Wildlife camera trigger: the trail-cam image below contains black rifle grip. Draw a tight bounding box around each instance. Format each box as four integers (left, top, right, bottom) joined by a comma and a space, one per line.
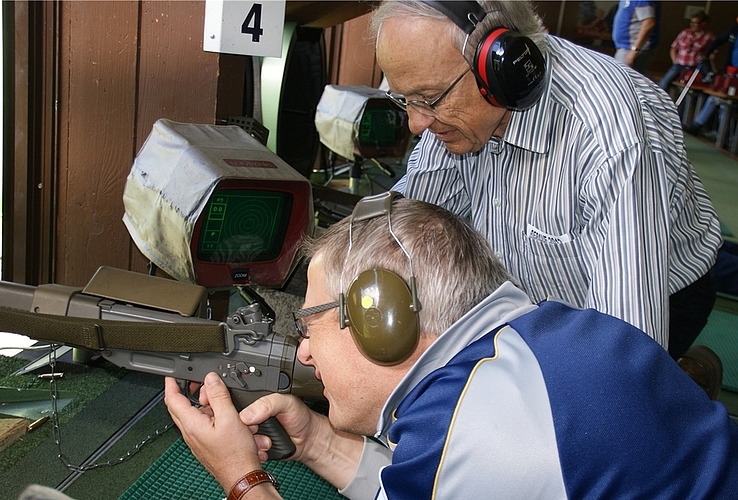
259, 416, 296, 460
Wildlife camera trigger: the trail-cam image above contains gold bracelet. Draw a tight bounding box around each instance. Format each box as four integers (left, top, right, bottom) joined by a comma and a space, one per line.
227, 470, 280, 500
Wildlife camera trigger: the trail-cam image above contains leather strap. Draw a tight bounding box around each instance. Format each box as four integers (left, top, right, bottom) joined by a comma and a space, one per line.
227, 470, 279, 500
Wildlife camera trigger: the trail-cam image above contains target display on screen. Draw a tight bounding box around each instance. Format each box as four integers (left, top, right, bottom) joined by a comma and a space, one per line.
197, 190, 293, 264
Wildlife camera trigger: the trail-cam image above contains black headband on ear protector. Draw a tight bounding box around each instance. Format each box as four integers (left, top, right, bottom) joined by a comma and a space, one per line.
424, 0, 487, 34
422, 0, 546, 110
339, 191, 421, 365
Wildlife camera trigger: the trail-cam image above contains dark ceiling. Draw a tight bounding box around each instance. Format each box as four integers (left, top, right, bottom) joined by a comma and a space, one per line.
285, 1, 378, 28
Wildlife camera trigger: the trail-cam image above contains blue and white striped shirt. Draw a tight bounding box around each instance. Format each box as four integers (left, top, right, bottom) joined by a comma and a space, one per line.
394, 35, 722, 348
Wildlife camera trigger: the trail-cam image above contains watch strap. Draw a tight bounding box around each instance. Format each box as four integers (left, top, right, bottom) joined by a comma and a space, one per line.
227, 470, 280, 500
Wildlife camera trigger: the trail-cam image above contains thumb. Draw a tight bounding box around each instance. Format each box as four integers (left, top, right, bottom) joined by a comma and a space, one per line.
202, 372, 237, 416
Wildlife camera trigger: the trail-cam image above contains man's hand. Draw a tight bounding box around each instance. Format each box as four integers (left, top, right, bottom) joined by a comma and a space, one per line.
164, 373, 263, 492
242, 394, 366, 490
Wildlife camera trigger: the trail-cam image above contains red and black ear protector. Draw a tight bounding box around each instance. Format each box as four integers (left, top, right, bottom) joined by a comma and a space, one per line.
423, 0, 546, 110
339, 191, 421, 365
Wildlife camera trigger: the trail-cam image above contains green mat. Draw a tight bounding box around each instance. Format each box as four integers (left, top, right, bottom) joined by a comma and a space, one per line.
721, 220, 733, 238
694, 308, 738, 393
119, 438, 347, 500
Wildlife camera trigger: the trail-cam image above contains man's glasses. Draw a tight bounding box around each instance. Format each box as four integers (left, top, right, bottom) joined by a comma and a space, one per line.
291, 301, 339, 339
385, 66, 471, 117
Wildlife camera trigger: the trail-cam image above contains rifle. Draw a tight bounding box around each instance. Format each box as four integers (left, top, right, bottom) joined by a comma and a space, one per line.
0, 266, 324, 460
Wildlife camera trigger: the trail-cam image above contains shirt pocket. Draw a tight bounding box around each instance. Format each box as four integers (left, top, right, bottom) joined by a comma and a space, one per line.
521, 233, 589, 307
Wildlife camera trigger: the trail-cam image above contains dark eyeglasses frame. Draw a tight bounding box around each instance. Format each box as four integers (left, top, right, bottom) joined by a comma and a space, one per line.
291, 301, 340, 339
385, 66, 471, 117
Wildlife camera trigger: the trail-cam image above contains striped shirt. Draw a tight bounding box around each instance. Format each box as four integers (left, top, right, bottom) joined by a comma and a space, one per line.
393, 35, 722, 348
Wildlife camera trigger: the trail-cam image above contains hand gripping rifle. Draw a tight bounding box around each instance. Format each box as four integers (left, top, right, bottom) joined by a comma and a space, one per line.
0, 266, 324, 460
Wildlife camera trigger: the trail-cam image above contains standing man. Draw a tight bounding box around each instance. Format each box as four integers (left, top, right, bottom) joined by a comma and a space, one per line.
372, 1, 722, 364
612, 0, 660, 75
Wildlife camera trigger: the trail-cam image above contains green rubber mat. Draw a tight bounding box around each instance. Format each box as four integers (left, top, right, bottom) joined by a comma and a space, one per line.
721, 220, 733, 238
119, 437, 347, 500
694, 308, 738, 393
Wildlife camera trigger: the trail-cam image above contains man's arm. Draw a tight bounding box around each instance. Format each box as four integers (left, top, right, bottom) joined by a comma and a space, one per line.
626, 16, 656, 66
583, 145, 670, 347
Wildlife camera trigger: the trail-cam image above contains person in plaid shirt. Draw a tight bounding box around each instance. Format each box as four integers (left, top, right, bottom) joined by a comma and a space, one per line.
659, 10, 714, 91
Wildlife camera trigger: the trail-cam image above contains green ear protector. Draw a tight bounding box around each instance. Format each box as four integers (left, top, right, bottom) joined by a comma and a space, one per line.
339, 192, 422, 365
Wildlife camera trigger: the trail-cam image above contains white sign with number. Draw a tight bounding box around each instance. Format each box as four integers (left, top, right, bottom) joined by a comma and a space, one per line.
204, 0, 286, 57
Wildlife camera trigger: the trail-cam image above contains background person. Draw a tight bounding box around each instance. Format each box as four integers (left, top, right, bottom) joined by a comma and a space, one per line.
372, 0, 722, 363
165, 194, 738, 500
684, 16, 738, 138
612, 0, 660, 75
658, 10, 714, 92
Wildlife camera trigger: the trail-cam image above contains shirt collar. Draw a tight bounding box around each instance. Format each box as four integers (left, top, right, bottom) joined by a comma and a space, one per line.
374, 281, 536, 439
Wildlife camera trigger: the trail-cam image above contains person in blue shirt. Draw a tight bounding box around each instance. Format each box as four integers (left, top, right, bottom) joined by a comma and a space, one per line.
612, 0, 660, 75
166, 193, 738, 500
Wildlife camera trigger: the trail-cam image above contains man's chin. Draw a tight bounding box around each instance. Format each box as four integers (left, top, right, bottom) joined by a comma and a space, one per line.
442, 141, 475, 155
328, 411, 375, 437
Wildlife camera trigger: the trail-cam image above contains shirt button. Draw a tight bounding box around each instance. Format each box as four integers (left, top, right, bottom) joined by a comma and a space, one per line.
495, 251, 503, 260
493, 198, 500, 207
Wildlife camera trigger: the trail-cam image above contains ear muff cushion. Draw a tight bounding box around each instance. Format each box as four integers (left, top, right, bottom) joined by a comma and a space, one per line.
474, 28, 546, 110
345, 268, 419, 365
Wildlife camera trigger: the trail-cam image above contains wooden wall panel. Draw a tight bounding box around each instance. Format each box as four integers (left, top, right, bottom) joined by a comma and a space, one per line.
129, 0, 220, 275
55, 1, 140, 286
134, 0, 219, 153
334, 13, 382, 87
54, 1, 220, 285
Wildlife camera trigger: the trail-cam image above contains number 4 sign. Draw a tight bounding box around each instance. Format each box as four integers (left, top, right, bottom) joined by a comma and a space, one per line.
204, 0, 286, 57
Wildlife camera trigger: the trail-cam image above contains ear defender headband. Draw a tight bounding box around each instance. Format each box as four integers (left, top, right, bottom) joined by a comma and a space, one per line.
423, 0, 546, 110
339, 191, 421, 365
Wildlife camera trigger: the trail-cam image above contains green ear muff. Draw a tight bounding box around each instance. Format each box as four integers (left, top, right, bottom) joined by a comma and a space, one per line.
344, 268, 419, 365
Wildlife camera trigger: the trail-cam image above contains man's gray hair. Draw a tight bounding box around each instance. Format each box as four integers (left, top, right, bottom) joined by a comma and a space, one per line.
301, 197, 512, 337
369, 1, 547, 63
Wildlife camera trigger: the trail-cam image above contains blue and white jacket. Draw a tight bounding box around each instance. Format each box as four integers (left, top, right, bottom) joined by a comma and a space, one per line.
341, 282, 738, 499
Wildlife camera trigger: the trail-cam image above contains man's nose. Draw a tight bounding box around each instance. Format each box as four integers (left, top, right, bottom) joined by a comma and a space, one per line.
297, 337, 313, 365
407, 108, 436, 135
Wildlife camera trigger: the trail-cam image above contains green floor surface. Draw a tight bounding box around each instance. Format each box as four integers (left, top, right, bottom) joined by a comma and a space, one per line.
694, 307, 738, 394
119, 438, 346, 500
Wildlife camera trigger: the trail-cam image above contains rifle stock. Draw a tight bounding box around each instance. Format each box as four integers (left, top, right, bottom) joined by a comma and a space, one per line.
0, 267, 324, 459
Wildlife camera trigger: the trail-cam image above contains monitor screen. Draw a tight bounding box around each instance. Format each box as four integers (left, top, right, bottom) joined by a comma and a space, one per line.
197, 190, 293, 264
190, 178, 312, 288
359, 107, 403, 146
356, 100, 410, 159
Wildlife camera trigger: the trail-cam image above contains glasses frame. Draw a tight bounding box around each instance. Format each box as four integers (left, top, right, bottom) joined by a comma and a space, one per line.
385, 66, 471, 117
291, 301, 340, 339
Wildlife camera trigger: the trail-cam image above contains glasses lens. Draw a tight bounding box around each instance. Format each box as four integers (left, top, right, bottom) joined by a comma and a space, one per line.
386, 92, 407, 109
292, 313, 309, 339
408, 101, 437, 116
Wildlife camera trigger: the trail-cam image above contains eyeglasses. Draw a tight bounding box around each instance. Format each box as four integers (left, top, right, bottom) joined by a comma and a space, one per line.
385, 66, 471, 117
292, 301, 339, 339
